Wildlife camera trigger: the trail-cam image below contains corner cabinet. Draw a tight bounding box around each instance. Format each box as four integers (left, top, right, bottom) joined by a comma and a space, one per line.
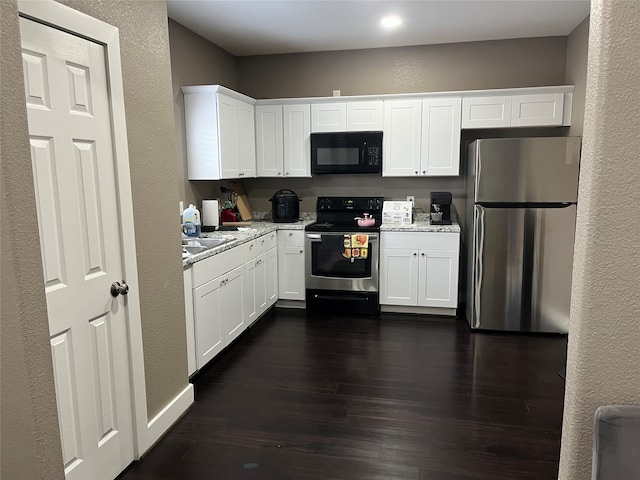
380, 232, 460, 311
255, 104, 311, 177
182, 85, 256, 180
383, 97, 461, 177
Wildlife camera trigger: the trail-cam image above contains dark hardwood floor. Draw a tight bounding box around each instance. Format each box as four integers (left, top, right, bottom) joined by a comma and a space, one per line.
120, 309, 567, 480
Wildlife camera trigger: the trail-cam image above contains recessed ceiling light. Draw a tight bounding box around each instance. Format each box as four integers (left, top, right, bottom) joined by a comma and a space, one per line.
381, 15, 402, 29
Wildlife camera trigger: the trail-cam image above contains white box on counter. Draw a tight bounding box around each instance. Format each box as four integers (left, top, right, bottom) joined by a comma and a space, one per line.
382, 201, 412, 225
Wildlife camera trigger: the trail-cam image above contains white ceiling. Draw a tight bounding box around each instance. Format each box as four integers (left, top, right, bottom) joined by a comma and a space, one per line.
166, 0, 591, 57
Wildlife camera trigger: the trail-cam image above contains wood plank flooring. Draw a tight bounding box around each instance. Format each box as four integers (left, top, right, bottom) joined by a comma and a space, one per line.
119, 309, 567, 480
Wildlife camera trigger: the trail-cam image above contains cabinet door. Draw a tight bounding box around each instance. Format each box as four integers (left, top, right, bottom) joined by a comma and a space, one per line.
221, 265, 245, 344
278, 245, 305, 300
418, 250, 459, 308
347, 100, 384, 131
383, 99, 422, 177
266, 247, 278, 307
237, 100, 256, 178
244, 258, 257, 325
183, 89, 222, 180
461, 96, 512, 129
421, 97, 461, 176
193, 276, 225, 369
256, 105, 284, 177
283, 104, 311, 177
380, 248, 419, 305
511, 93, 564, 127
255, 252, 268, 316
311, 103, 346, 132
217, 93, 240, 179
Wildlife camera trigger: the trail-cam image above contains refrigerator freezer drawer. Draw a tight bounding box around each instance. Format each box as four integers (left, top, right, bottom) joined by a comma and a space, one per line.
467, 204, 576, 333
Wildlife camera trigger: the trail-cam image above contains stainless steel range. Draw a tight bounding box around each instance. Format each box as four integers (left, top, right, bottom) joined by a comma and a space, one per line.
305, 196, 383, 315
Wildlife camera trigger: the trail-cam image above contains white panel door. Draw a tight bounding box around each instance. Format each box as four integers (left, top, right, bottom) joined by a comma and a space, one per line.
266, 247, 279, 307
193, 277, 225, 369
418, 250, 459, 308
221, 265, 246, 343
461, 96, 512, 128
278, 246, 305, 300
244, 259, 258, 325
380, 249, 419, 305
237, 100, 256, 178
421, 97, 462, 176
217, 93, 240, 178
383, 99, 422, 176
21, 17, 134, 480
311, 102, 346, 132
255, 252, 269, 316
255, 105, 284, 177
347, 100, 384, 131
283, 104, 311, 177
511, 93, 564, 126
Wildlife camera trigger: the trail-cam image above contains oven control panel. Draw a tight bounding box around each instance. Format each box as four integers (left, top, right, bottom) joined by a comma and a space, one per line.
317, 197, 383, 212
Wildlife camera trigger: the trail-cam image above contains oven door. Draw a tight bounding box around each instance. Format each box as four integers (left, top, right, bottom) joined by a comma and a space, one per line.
305, 232, 379, 292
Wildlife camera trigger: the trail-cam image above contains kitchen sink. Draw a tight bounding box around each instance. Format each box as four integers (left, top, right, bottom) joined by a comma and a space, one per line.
182, 236, 235, 256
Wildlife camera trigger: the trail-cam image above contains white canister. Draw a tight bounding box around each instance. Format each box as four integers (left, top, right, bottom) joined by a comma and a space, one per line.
201, 199, 220, 229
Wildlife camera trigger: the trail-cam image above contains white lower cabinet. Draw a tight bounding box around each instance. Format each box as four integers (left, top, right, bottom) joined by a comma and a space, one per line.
380, 232, 460, 309
277, 230, 305, 301
183, 266, 197, 377
193, 274, 226, 370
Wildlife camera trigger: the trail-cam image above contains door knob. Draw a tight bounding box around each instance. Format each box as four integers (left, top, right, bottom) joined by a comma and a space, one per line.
110, 280, 129, 297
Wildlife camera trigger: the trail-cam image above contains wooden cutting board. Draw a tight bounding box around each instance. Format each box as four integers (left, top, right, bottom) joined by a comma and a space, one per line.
228, 182, 253, 221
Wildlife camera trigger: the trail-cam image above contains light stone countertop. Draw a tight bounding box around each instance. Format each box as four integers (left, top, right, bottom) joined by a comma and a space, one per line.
183, 213, 460, 267
182, 218, 314, 267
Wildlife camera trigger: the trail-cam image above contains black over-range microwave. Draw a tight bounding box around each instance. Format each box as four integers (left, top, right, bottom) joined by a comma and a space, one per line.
310, 131, 383, 174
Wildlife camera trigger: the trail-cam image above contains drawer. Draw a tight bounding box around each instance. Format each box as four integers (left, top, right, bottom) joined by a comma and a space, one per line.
192, 241, 252, 287
277, 229, 304, 247
381, 232, 459, 251
256, 231, 277, 255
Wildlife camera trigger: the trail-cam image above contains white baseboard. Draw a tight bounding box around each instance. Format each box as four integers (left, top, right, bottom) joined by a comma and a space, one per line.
381, 305, 457, 316
138, 383, 194, 457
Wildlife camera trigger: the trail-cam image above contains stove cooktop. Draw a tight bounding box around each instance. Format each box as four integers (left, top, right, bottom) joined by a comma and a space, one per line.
305, 196, 384, 232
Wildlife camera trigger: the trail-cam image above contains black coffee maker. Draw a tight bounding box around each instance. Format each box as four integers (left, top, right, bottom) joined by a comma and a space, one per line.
430, 192, 452, 225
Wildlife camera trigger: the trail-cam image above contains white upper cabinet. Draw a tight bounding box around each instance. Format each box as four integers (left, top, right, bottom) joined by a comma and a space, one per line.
283, 104, 311, 177
462, 96, 512, 128
182, 85, 256, 180
462, 92, 566, 128
347, 100, 384, 131
383, 99, 422, 176
255, 105, 284, 177
311, 100, 384, 132
311, 103, 346, 132
421, 97, 462, 176
511, 93, 564, 126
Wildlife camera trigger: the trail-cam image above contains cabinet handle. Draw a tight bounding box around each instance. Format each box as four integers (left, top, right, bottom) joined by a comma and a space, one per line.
299, 250, 303, 254
413, 252, 417, 256
415, 171, 418, 175
422, 170, 426, 174
286, 172, 290, 176
278, 171, 282, 175
421, 252, 425, 256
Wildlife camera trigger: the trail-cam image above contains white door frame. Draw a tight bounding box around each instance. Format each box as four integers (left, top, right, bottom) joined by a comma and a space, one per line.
18, 0, 151, 458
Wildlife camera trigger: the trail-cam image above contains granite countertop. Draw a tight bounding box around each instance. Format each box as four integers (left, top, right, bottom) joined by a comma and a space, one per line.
183, 212, 460, 266
182, 218, 314, 267
380, 213, 461, 233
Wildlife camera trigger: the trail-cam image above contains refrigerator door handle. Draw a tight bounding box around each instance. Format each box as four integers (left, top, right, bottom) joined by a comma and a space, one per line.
473, 205, 485, 329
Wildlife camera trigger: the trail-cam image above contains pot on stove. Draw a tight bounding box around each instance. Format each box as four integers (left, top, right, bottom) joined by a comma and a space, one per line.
354, 213, 375, 227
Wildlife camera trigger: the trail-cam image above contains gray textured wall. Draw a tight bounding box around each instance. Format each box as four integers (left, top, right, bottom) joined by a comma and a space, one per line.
169, 19, 238, 210
559, 1, 640, 478
565, 17, 590, 138
0, 1, 65, 477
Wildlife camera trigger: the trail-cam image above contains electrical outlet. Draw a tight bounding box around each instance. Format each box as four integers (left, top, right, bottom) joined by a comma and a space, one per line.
407, 196, 415, 208
179, 201, 184, 215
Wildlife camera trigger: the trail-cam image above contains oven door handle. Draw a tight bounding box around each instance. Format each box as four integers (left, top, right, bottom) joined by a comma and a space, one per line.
306, 234, 322, 240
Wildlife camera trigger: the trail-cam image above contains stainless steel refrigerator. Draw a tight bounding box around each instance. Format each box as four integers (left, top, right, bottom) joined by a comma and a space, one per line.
465, 137, 581, 333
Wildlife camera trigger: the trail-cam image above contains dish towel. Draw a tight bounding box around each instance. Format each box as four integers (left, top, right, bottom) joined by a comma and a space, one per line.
343, 234, 369, 259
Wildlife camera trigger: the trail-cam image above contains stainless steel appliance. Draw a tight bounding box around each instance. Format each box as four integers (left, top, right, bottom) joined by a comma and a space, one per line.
310, 131, 382, 174
305, 196, 383, 314
466, 137, 581, 333
269, 189, 301, 223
